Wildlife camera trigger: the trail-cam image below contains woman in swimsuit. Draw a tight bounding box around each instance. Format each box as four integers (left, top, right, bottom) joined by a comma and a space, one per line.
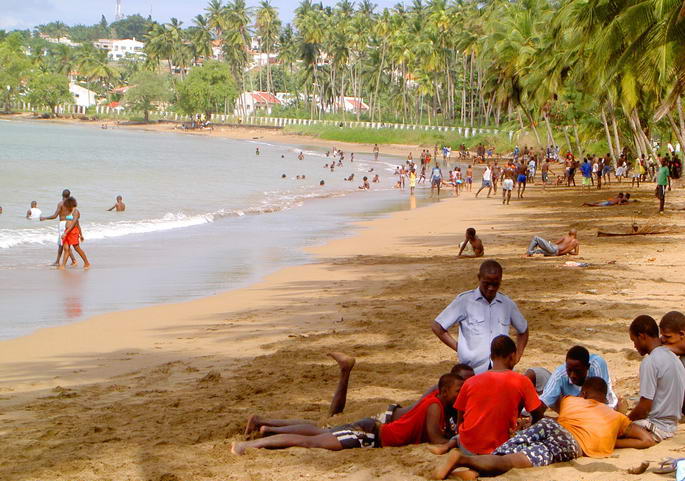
60, 197, 90, 270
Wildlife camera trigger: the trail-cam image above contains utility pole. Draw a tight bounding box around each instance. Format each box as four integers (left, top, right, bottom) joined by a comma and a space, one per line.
115, 0, 124, 21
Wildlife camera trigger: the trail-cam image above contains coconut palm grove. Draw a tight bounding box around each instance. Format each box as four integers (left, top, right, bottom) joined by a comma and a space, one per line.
0, 0, 683, 154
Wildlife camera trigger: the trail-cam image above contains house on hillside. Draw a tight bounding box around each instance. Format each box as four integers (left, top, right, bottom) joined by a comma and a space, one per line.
93, 38, 115, 51
338, 97, 369, 113
69, 83, 97, 108
107, 38, 145, 60
236, 91, 281, 115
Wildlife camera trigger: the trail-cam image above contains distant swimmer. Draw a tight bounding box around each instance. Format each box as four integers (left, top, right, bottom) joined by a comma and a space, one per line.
281, 155, 285, 158
373, 174, 380, 183
320, 180, 325, 186
26, 201, 42, 220
359, 176, 370, 190
256, 147, 260, 155
298, 152, 304, 160
59, 196, 90, 270
281, 174, 287, 178
40, 189, 76, 266
350, 153, 354, 162
345, 173, 355, 182
107, 195, 126, 212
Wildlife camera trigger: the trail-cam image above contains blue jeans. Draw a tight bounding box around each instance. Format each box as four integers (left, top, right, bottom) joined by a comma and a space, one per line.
527, 236, 558, 256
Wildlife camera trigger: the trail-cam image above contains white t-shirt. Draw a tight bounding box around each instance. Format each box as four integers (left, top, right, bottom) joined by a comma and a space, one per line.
28, 208, 42, 220
482, 168, 492, 182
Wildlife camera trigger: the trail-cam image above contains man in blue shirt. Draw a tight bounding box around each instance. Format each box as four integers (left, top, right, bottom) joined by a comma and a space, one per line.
431, 260, 529, 373
580, 158, 593, 191
539, 345, 617, 411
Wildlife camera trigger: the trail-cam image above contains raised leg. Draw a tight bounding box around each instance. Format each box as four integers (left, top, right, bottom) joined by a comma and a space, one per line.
328, 352, 356, 416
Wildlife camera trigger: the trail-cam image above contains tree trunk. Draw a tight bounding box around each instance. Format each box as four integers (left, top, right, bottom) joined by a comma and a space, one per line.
144, 109, 149, 122
667, 113, 685, 153
543, 112, 555, 146
468, 51, 474, 127
563, 126, 573, 154
572, 119, 584, 159
610, 109, 622, 159
461, 54, 467, 125
600, 108, 615, 162
371, 44, 386, 123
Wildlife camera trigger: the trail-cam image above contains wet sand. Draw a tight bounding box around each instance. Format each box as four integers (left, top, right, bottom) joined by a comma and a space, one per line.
1, 178, 685, 481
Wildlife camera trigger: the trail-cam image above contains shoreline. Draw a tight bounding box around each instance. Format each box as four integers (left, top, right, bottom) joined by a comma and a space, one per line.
0, 112, 424, 159
2, 152, 685, 479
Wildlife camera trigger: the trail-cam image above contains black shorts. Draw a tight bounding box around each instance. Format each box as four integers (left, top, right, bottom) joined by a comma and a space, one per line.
330, 418, 380, 449
656, 185, 666, 200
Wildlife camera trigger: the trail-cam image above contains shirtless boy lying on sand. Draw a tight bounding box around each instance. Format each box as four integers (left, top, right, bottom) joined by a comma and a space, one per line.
432, 377, 654, 479
526, 229, 579, 257
232, 373, 460, 455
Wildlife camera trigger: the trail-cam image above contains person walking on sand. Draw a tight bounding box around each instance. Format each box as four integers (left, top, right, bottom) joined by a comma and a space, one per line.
107, 195, 126, 212
373, 143, 380, 161
26, 201, 41, 220
431, 163, 444, 197
40, 189, 76, 266
409, 169, 416, 195
431, 260, 529, 373
656, 159, 671, 214
526, 229, 579, 257
501, 162, 515, 205
59, 197, 90, 270
475, 164, 493, 198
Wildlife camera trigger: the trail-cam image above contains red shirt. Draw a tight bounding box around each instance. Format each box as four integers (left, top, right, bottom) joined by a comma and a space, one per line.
455, 370, 540, 454
380, 393, 444, 447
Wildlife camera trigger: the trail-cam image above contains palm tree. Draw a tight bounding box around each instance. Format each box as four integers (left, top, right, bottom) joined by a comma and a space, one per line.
256, 0, 281, 94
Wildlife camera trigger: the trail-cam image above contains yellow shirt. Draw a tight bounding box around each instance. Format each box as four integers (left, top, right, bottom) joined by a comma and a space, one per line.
557, 396, 631, 458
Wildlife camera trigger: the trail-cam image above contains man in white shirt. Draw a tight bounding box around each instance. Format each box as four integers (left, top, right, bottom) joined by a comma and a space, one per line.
431, 260, 529, 373
26, 201, 42, 220
475, 165, 493, 198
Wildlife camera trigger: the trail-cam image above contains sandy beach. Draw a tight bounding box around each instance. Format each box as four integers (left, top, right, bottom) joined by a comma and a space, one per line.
1, 173, 685, 480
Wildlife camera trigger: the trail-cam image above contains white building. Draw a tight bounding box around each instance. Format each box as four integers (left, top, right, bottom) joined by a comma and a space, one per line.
338, 97, 369, 113
69, 83, 97, 108
107, 38, 145, 60
93, 38, 114, 51
236, 91, 281, 115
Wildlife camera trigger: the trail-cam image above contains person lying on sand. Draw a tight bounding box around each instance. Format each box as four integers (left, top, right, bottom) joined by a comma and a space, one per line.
526, 229, 579, 257
322, 351, 474, 438
428, 336, 545, 456
539, 345, 618, 411
582, 192, 624, 207
628, 315, 685, 442
232, 373, 460, 455
457, 228, 484, 258
432, 377, 655, 480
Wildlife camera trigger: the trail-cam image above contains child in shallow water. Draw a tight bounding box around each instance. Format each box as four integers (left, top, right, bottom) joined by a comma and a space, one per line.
60, 197, 90, 270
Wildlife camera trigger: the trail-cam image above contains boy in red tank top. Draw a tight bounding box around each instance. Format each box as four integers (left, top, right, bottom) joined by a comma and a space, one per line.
232, 373, 460, 455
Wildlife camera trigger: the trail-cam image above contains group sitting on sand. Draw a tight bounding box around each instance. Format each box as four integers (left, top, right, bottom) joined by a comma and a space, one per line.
232, 260, 685, 479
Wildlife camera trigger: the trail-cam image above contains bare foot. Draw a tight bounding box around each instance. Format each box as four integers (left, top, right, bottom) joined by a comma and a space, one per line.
57, 265, 65, 270
427, 443, 451, 455
433, 450, 463, 480
454, 469, 479, 480
231, 441, 246, 455
244, 414, 261, 436
328, 352, 355, 372
83, 263, 91, 270
70, 260, 77, 266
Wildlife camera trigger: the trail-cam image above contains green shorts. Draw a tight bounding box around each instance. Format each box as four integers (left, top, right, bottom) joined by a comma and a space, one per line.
582, 177, 591, 186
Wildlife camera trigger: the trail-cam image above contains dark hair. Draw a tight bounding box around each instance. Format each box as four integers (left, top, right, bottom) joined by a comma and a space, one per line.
64, 196, 78, 208
479, 260, 502, 277
62, 189, 71, 198
630, 315, 659, 338
450, 363, 475, 380
566, 346, 590, 367
438, 373, 460, 391
583, 377, 608, 397
466, 227, 476, 237
660, 311, 685, 332
491, 335, 516, 359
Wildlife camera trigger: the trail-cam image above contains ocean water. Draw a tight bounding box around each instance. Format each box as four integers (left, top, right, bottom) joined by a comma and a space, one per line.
0, 120, 432, 340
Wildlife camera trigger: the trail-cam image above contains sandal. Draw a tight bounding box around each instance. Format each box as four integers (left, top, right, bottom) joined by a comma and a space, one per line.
653, 457, 685, 475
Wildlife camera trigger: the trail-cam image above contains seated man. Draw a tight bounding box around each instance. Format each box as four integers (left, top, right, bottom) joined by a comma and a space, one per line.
433, 377, 655, 479
433, 335, 545, 455
540, 345, 618, 411
526, 229, 579, 257
524, 367, 552, 395
232, 373, 460, 454
457, 228, 484, 258
658, 311, 685, 372
628, 315, 685, 442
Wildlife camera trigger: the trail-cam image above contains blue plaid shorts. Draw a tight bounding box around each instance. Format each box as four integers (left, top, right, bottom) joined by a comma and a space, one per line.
493, 418, 581, 467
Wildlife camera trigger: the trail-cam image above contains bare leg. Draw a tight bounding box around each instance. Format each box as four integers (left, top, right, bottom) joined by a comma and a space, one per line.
72, 245, 90, 269
58, 245, 71, 270
232, 432, 342, 455
433, 450, 532, 480
427, 438, 458, 455
244, 415, 316, 436
53, 245, 64, 266
328, 352, 356, 416
260, 424, 326, 436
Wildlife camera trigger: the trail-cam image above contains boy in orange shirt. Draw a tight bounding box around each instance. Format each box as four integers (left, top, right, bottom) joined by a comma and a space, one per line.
433, 377, 654, 479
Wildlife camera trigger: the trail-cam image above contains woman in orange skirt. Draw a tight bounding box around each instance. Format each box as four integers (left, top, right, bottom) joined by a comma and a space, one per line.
60, 197, 91, 270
